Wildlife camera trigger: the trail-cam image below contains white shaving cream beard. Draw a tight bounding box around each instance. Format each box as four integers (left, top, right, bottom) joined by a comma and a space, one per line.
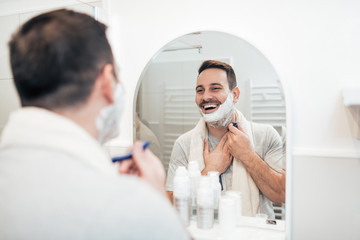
199, 93, 235, 128
96, 84, 125, 144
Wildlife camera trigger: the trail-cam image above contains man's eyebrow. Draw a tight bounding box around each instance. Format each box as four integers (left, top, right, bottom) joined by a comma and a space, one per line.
196, 83, 223, 90
210, 83, 223, 87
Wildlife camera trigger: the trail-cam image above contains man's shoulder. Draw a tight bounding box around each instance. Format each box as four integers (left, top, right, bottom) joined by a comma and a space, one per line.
248, 122, 282, 147
170, 127, 198, 159
174, 127, 196, 145
249, 121, 274, 131
249, 122, 279, 137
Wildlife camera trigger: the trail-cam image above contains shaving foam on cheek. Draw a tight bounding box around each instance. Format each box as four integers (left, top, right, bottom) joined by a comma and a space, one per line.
199, 93, 234, 123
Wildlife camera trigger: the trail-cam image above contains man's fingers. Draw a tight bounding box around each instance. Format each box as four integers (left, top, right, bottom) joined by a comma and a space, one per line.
131, 141, 145, 165
216, 134, 228, 150
228, 122, 238, 133
229, 122, 245, 132
203, 139, 209, 155
220, 133, 228, 143
118, 159, 134, 174
132, 142, 165, 175
237, 124, 245, 133
129, 141, 150, 177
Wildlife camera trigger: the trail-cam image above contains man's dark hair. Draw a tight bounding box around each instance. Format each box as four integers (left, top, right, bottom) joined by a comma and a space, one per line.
9, 9, 114, 109
198, 60, 237, 90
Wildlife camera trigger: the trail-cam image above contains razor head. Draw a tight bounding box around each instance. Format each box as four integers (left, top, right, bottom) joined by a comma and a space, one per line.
227, 122, 238, 131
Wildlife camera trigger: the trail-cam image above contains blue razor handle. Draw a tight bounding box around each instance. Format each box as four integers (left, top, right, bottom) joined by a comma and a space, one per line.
112, 141, 150, 162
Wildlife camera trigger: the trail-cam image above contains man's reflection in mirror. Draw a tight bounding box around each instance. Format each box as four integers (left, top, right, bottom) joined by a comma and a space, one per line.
165, 60, 286, 219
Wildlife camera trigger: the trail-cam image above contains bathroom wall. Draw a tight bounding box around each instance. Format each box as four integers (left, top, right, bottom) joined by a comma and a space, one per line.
106, 0, 360, 239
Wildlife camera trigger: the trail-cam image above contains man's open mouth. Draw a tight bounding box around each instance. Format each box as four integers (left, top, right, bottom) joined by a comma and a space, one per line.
203, 104, 217, 110
201, 101, 220, 113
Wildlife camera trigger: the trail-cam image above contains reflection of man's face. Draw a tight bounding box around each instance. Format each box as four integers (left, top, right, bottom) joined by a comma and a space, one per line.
196, 68, 231, 114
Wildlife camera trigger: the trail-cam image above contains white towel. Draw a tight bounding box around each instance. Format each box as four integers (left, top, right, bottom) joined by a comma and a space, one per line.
188, 109, 260, 216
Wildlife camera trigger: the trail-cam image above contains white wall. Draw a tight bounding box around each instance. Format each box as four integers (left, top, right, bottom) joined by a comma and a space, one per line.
107, 0, 360, 239
0, 14, 21, 135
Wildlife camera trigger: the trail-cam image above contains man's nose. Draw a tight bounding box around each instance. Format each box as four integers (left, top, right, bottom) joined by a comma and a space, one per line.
203, 90, 213, 101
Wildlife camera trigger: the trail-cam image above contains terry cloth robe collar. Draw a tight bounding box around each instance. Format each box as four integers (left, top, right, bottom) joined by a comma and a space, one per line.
0, 107, 118, 177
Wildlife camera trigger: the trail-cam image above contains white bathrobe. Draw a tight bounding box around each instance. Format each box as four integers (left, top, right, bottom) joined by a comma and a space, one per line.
0, 107, 187, 240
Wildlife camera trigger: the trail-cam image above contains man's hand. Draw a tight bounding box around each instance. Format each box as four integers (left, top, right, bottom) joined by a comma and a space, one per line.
227, 123, 256, 164
202, 135, 232, 175
118, 141, 166, 195
228, 123, 286, 204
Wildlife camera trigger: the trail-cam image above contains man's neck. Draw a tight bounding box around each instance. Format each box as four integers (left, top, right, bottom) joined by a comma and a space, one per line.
53, 104, 99, 140
207, 125, 228, 139
206, 113, 236, 139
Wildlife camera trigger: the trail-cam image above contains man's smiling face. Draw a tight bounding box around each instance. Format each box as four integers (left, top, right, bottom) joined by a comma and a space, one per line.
195, 68, 232, 114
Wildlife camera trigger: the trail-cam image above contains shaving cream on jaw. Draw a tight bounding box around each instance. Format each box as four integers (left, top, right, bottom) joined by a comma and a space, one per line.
199, 93, 234, 128
96, 84, 125, 144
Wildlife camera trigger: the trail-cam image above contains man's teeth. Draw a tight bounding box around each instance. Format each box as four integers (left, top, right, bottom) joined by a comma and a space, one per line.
204, 104, 217, 110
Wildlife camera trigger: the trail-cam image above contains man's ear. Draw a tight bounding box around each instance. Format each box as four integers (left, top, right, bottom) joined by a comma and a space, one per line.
232, 86, 240, 103
98, 64, 115, 104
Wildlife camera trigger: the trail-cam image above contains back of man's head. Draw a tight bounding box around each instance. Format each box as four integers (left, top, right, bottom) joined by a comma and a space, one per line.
9, 9, 114, 110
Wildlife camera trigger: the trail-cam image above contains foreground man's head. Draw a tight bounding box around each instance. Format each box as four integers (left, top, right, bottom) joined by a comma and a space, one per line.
9, 9, 124, 143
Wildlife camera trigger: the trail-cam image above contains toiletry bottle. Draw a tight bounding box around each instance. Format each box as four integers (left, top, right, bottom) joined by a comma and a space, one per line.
188, 161, 201, 215
208, 171, 221, 211
219, 195, 237, 237
196, 176, 214, 229
173, 166, 191, 226
225, 190, 242, 225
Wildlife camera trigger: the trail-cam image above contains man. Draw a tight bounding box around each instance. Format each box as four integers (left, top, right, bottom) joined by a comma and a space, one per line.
166, 60, 285, 218
0, 9, 188, 239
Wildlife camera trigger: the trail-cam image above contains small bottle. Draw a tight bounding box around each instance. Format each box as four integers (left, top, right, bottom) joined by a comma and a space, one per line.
173, 166, 191, 226
188, 161, 201, 214
196, 176, 214, 229
207, 171, 221, 211
225, 190, 242, 225
218, 195, 237, 237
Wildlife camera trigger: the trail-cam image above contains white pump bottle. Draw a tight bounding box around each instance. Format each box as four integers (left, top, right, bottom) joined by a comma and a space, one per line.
173, 166, 191, 226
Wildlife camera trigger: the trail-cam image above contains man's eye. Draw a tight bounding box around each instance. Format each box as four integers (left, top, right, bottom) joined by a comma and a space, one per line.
212, 87, 221, 91
196, 89, 204, 93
